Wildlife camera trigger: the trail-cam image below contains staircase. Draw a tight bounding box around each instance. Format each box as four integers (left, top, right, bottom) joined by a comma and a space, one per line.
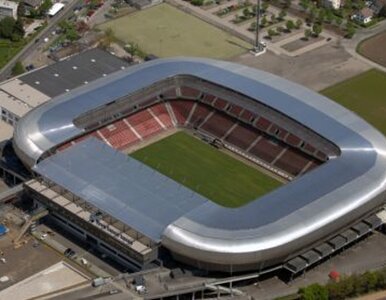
13, 208, 49, 245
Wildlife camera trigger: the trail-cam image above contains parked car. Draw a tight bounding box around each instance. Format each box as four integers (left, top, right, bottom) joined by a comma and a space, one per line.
64, 248, 76, 258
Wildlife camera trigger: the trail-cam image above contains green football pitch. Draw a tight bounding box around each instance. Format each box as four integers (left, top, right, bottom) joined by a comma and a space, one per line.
322, 69, 386, 135
131, 132, 282, 208
98, 3, 251, 59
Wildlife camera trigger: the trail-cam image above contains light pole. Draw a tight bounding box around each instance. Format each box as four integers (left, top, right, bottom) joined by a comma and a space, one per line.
254, 0, 264, 53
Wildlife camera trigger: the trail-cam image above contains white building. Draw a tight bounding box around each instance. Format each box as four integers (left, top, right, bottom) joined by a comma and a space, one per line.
47, 2, 64, 17
323, 0, 341, 9
0, 0, 18, 20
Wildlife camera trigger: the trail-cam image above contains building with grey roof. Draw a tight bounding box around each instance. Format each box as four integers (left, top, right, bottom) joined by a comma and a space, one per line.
0, 48, 129, 129
0, 0, 18, 19
13, 57, 386, 273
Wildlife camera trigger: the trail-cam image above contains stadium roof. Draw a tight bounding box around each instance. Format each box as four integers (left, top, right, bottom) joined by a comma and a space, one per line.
13, 57, 386, 270
33, 138, 207, 241
19, 48, 130, 98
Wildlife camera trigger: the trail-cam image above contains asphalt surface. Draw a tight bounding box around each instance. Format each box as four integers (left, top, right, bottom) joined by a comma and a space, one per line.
0, 0, 83, 81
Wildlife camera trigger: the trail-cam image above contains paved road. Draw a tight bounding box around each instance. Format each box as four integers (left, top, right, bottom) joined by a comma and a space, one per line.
0, 0, 82, 81
341, 19, 386, 72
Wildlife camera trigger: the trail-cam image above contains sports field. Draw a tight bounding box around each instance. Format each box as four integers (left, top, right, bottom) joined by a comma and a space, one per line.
357, 31, 386, 68
98, 3, 251, 59
322, 69, 386, 135
131, 132, 282, 208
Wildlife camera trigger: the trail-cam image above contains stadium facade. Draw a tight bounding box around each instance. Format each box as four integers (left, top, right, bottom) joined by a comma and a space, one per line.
13, 58, 386, 273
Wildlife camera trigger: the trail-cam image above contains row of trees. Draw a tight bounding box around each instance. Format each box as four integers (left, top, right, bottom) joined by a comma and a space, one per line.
58, 20, 79, 42
264, 18, 303, 38
299, 268, 386, 300
0, 17, 25, 42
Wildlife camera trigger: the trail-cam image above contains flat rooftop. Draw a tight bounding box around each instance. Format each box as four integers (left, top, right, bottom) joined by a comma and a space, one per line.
33, 138, 208, 241
19, 48, 130, 98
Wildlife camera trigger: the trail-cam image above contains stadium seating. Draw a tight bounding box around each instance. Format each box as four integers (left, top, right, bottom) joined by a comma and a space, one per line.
240, 109, 256, 123
225, 124, 261, 150
200, 112, 236, 138
188, 103, 212, 128
169, 100, 195, 126
255, 117, 271, 131
213, 98, 228, 110
59, 97, 327, 179
149, 103, 173, 128
273, 148, 315, 176
201, 94, 216, 105
248, 136, 287, 164
125, 109, 163, 139
228, 105, 243, 117
285, 133, 302, 147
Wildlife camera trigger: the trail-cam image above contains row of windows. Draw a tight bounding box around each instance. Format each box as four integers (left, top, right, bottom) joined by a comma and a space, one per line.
1, 107, 19, 126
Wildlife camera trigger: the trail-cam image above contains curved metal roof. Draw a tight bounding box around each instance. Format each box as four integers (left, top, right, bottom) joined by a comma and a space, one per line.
13, 58, 386, 270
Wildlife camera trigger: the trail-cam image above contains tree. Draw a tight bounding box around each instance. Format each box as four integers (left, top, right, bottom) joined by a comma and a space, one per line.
335, 16, 343, 26
100, 27, 117, 49
300, 0, 310, 11
17, 2, 26, 17
278, 9, 287, 20
317, 8, 326, 23
270, 13, 276, 23
326, 9, 334, 23
276, 25, 284, 33
191, 0, 204, 6
295, 18, 303, 29
284, 0, 292, 9
312, 23, 322, 36
59, 20, 79, 42
267, 28, 276, 38
299, 284, 328, 300
38, 0, 53, 15
88, 0, 101, 9
304, 28, 312, 39
345, 22, 356, 38
262, 2, 269, 12
0, 17, 16, 39
308, 6, 317, 23
14, 18, 25, 37
11, 61, 25, 76
379, 5, 386, 18
285, 19, 295, 31
243, 7, 250, 17
261, 15, 268, 27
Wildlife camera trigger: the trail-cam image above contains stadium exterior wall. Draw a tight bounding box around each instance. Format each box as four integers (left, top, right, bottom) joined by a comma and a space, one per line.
12, 58, 386, 272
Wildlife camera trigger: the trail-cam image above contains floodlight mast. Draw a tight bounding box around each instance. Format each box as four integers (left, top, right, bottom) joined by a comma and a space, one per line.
255, 0, 262, 52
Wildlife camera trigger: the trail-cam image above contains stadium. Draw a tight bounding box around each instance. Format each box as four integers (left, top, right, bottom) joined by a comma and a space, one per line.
12, 57, 386, 274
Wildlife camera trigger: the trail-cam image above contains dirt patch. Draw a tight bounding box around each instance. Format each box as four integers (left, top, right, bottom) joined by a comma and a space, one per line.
281, 36, 324, 52
232, 43, 370, 91
358, 30, 386, 68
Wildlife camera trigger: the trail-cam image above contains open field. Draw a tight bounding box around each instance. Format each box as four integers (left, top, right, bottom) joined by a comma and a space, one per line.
131, 132, 281, 207
322, 69, 386, 135
98, 3, 251, 59
357, 31, 386, 68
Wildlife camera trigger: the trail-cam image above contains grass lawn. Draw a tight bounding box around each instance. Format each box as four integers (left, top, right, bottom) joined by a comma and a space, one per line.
98, 3, 251, 59
0, 39, 25, 69
131, 132, 282, 208
321, 69, 386, 135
